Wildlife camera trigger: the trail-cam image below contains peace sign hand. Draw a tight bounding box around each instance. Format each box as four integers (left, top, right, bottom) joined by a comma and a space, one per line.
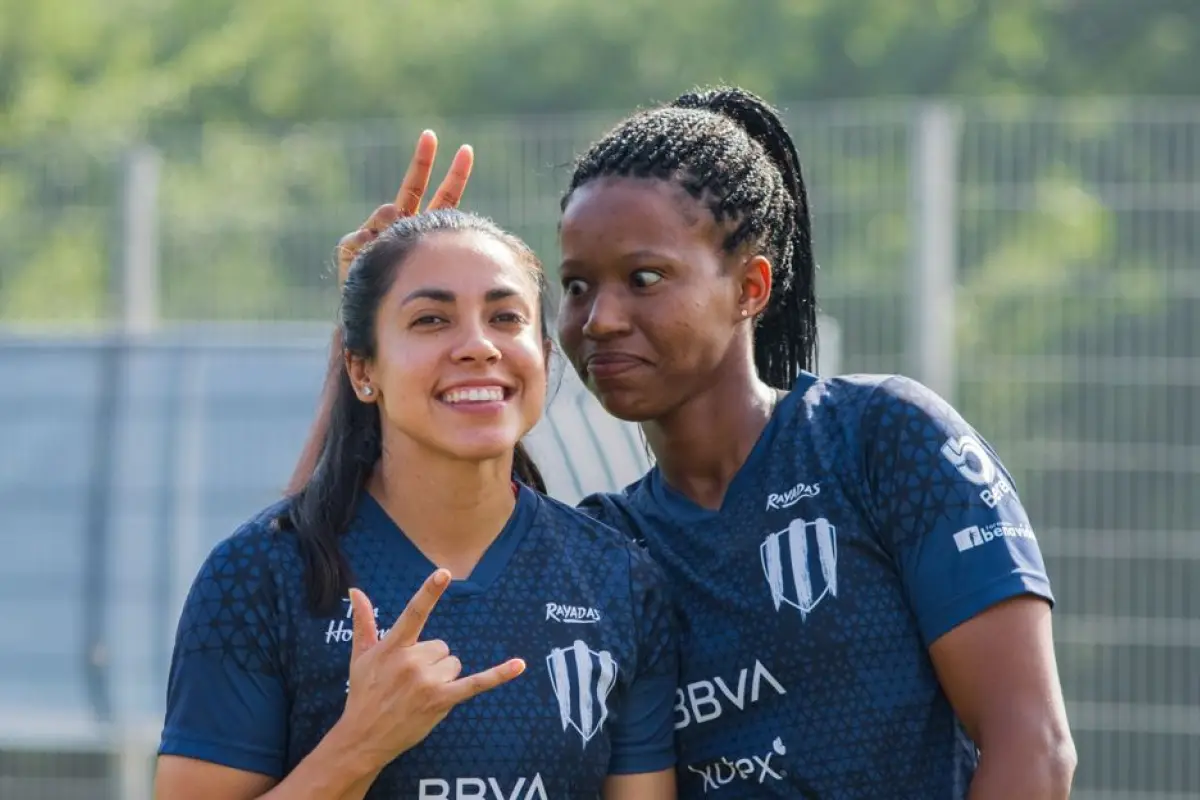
335, 131, 474, 284
337, 569, 525, 769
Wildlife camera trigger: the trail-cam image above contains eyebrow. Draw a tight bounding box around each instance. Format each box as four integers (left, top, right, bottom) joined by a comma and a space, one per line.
399, 287, 522, 306
560, 250, 677, 269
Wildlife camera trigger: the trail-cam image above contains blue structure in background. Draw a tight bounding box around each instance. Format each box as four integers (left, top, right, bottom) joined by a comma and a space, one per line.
0, 325, 652, 745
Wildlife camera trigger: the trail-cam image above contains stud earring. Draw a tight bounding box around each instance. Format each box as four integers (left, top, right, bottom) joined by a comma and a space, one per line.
361, 386, 373, 397
740, 309, 749, 318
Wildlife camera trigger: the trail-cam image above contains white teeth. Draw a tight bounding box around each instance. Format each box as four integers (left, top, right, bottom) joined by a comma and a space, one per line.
441, 386, 506, 404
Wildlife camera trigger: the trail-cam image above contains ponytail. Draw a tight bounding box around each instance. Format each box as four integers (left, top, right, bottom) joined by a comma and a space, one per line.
675, 87, 818, 390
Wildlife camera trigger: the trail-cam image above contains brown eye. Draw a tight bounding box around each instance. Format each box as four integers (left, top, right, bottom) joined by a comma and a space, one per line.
493, 311, 527, 325
630, 270, 663, 288
412, 314, 447, 327
562, 278, 589, 296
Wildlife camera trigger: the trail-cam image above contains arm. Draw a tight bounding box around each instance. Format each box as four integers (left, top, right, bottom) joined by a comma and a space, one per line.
603, 770, 676, 799
155, 723, 380, 800
156, 563, 524, 800
929, 597, 1075, 800
862, 376, 1075, 799
154, 532, 379, 799
601, 547, 680, 800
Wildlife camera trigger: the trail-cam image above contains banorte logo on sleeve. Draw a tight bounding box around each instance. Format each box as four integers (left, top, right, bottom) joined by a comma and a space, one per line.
940, 435, 1015, 509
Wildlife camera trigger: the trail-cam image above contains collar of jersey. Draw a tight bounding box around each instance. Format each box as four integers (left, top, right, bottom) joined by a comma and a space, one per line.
644, 373, 818, 524
356, 482, 539, 598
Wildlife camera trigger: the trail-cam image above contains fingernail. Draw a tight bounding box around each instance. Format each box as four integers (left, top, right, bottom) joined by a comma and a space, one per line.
510, 659, 526, 676
432, 569, 450, 587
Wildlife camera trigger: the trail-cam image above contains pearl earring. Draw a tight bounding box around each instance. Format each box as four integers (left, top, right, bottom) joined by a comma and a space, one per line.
361, 386, 373, 397
741, 309, 749, 317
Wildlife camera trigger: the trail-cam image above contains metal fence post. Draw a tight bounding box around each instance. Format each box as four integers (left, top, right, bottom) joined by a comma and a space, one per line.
122, 146, 161, 334
909, 103, 960, 402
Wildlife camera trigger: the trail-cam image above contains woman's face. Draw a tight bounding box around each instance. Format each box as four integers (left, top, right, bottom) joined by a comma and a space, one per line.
557, 177, 756, 421
352, 230, 548, 462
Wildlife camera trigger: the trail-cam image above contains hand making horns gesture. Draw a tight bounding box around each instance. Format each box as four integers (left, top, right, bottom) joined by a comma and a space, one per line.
337, 569, 525, 765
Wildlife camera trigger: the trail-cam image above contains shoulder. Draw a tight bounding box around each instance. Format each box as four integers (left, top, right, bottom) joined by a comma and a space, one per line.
537, 490, 665, 584
792, 372, 965, 441
201, 498, 303, 580
574, 474, 653, 544
536, 490, 650, 556
176, 499, 301, 668
184, 498, 306, 624
796, 372, 937, 416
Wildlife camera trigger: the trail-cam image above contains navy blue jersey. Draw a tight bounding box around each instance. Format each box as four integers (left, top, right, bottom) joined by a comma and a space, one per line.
580, 374, 1054, 799
159, 484, 678, 798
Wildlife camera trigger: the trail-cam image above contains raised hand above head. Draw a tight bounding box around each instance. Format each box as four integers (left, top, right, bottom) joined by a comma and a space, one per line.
336, 131, 474, 284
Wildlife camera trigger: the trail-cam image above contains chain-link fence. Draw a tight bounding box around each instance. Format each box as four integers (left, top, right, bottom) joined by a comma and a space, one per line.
1, 99, 1197, 798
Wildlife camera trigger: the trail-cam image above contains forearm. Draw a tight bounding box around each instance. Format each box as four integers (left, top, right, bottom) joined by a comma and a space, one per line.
260, 719, 382, 800
286, 329, 344, 495
968, 738, 1076, 800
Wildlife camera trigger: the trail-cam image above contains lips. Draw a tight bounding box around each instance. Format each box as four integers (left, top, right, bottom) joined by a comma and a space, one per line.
441, 385, 506, 404
584, 352, 649, 379
436, 379, 516, 411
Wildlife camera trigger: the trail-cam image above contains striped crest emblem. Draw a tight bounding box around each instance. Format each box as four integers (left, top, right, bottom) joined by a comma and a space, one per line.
760, 517, 838, 618
546, 640, 619, 745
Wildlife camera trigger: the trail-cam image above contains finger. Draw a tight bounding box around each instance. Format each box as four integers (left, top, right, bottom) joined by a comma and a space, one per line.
387, 568, 452, 648
428, 654, 463, 683
336, 228, 375, 284
348, 588, 380, 661
363, 203, 400, 235
408, 638, 451, 665
427, 144, 473, 211
441, 658, 526, 706
395, 130, 439, 216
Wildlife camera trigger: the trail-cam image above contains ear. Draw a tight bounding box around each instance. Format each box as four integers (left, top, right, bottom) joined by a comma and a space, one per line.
344, 351, 378, 403
736, 255, 772, 320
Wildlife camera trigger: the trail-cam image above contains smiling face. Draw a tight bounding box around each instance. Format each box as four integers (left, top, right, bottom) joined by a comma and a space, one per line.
556, 177, 758, 421
349, 229, 548, 462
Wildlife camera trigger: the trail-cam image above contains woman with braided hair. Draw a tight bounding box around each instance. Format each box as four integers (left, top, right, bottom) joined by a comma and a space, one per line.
296, 87, 1075, 799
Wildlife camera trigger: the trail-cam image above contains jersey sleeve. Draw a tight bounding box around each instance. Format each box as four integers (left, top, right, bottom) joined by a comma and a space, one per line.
158, 528, 290, 778
577, 491, 646, 546
860, 376, 1054, 647
607, 546, 679, 775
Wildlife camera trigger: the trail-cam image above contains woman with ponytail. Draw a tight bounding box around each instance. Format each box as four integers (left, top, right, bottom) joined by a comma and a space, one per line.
303, 88, 1075, 799
155, 210, 678, 799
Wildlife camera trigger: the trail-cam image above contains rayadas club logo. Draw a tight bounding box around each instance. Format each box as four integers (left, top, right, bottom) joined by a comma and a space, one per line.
765, 482, 821, 510
760, 517, 838, 619
546, 640, 619, 745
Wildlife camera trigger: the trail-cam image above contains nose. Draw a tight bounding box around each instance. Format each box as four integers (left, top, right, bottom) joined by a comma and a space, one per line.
450, 319, 501, 363
581, 286, 632, 341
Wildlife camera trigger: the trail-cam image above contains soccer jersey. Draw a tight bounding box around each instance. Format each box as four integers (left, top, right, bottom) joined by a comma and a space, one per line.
580, 373, 1054, 799
159, 484, 678, 798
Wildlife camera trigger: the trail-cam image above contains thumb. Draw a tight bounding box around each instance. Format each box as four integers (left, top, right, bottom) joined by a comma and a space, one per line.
348, 588, 380, 661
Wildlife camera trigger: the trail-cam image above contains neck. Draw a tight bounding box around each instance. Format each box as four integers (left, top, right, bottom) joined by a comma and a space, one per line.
643, 357, 779, 510
368, 438, 516, 580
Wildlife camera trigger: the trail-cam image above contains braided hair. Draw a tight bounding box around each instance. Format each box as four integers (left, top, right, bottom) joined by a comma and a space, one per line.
562, 86, 817, 390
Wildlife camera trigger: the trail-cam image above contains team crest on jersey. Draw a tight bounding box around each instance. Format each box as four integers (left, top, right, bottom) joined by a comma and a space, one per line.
760, 517, 838, 618
546, 640, 619, 745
